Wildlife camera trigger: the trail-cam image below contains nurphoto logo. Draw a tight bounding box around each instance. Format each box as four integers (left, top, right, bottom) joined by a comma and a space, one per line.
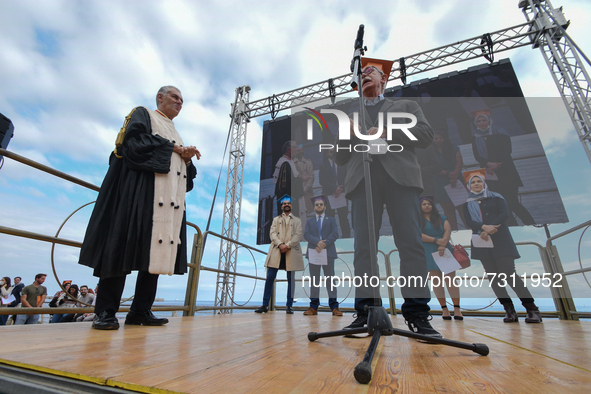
305, 108, 418, 153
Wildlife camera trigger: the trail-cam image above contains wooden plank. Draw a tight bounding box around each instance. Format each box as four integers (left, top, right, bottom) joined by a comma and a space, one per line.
0, 313, 590, 393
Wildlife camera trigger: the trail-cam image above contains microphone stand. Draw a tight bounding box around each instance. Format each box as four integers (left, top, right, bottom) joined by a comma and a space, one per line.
308, 25, 489, 385
351, 25, 382, 313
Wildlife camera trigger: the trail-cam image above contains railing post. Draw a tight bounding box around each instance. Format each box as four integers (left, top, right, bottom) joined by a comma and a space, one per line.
270, 270, 276, 311
184, 231, 203, 317
539, 245, 578, 320
382, 250, 397, 316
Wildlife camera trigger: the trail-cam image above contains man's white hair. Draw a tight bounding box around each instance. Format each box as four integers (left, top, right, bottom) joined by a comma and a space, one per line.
156, 85, 181, 106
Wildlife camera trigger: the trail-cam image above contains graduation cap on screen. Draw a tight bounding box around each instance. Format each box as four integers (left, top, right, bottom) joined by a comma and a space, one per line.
469, 108, 491, 119
310, 194, 327, 206
352, 57, 394, 91
463, 168, 487, 185
278, 195, 292, 204
418, 195, 435, 205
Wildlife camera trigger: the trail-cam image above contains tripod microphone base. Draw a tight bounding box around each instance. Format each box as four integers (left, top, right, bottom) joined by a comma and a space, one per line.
353, 361, 372, 384
308, 327, 368, 342
473, 343, 490, 356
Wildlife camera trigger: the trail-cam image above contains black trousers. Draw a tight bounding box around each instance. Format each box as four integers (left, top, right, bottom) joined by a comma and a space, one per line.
95, 271, 159, 315
480, 257, 534, 305
326, 205, 351, 239
488, 181, 535, 226
349, 161, 430, 319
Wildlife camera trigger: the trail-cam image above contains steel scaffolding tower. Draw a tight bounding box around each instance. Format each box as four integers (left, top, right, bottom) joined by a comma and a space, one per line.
214, 2, 591, 310
214, 86, 250, 313
521, 0, 591, 163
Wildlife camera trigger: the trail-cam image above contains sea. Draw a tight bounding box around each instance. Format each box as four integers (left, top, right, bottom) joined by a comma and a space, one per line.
149, 299, 576, 317
15, 298, 589, 324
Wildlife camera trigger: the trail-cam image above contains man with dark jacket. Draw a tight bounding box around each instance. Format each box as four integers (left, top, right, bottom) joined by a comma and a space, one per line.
9, 276, 24, 307
335, 59, 441, 339
303, 195, 342, 316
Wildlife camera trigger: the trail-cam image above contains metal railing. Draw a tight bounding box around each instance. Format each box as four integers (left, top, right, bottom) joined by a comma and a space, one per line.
0, 147, 199, 319
544, 220, 591, 320
1, 147, 588, 320
183, 230, 269, 315
2, 218, 588, 320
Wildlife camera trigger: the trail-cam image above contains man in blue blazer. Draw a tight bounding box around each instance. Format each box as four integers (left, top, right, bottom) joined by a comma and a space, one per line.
303, 195, 343, 316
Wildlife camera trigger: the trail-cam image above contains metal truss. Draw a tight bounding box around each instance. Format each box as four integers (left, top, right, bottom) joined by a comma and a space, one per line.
391, 22, 535, 82
522, 0, 591, 163
214, 2, 591, 309
214, 86, 250, 314
243, 22, 536, 119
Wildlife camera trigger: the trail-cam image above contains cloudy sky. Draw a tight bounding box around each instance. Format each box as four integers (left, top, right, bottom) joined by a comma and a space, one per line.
1, 0, 590, 305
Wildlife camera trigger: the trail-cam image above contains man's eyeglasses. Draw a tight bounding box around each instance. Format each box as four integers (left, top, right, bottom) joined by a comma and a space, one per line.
314, 203, 324, 206
363, 66, 384, 76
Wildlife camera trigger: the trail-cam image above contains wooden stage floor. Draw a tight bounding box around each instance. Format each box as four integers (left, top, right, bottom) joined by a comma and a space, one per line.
0, 312, 590, 393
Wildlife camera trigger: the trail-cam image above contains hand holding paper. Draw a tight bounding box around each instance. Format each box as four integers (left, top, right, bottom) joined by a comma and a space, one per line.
432, 249, 462, 274
472, 234, 494, 248
309, 248, 328, 265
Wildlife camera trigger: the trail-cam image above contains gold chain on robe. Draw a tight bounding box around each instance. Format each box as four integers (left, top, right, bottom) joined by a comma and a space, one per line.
113, 108, 138, 158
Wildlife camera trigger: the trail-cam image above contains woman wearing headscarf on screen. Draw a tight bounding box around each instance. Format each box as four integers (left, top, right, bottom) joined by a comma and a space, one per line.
471, 110, 535, 226
463, 173, 541, 323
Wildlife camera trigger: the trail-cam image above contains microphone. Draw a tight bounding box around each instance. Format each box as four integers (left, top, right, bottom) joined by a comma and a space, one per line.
355, 24, 364, 50
350, 24, 365, 89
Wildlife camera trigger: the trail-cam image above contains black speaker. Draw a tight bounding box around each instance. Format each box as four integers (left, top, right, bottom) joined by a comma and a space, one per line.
0, 112, 14, 158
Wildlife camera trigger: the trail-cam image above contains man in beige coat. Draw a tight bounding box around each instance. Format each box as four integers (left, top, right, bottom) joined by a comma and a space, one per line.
255, 195, 304, 314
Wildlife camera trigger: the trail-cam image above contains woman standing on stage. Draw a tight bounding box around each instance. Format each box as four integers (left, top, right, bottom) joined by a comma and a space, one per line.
463, 174, 541, 323
420, 196, 463, 320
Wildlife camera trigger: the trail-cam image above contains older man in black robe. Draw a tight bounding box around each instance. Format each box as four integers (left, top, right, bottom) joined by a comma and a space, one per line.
79, 86, 200, 330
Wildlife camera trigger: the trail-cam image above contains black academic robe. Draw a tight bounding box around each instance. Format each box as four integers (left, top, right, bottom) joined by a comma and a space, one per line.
462, 197, 520, 260
79, 107, 197, 278
471, 131, 523, 188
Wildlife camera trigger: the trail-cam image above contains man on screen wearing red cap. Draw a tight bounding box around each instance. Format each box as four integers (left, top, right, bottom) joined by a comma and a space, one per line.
335, 58, 441, 339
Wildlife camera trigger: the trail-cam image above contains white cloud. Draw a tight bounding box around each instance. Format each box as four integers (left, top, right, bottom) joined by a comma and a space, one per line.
1, 0, 590, 302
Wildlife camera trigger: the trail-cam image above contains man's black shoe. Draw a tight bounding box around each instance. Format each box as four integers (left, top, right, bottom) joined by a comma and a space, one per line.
254, 305, 268, 313
92, 311, 119, 330
125, 310, 169, 326
286, 307, 294, 314
343, 314, 368, 330
405, 315, 443, 341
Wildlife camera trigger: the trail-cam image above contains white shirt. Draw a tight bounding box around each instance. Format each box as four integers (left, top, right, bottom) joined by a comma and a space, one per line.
364, 94, 385, 106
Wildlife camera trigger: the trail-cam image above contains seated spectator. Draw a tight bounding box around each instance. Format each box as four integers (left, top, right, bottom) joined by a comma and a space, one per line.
1, 277, 14, 325
53, 284, 79, 323
8, 276, 24, 324
49, 281, 72, 323
77, 285, 94, 306
73, 285, 95, 322
14, 274, 47, 325
76, 287, 98, 322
